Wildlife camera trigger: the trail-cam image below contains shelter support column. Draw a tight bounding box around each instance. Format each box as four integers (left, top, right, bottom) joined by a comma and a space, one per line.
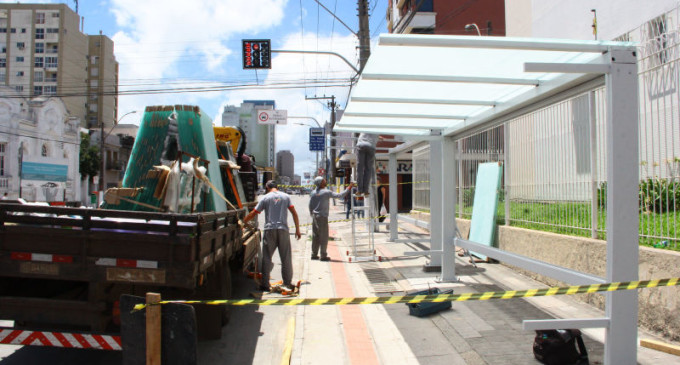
389, 152, 398, 241
440, 136, 457, 281
604, 49, 639, 365
427, 139, 443, 269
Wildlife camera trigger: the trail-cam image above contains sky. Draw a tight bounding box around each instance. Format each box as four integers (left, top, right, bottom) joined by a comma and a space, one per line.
7, 0, 389, 177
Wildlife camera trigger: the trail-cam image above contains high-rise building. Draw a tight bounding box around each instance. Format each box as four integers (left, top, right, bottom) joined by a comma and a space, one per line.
276, 150, 294, 180
86, 32, 118, 129
386, 0, 505, 36
220, 100, 276, 168
0, 3, 118, 128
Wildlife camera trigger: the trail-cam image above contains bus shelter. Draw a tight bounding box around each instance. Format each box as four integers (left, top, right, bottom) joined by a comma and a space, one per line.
335, 34, 639, 364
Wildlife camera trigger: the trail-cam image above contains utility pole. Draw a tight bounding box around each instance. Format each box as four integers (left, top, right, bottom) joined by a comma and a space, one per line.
306, 95, 336, 181
357, 0, 371, 72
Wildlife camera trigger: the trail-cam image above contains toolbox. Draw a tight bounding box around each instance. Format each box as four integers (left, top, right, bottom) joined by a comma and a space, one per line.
406, 287, 454, 317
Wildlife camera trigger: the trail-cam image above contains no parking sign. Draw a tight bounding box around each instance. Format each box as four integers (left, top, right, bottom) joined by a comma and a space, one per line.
256, 110, 287, 125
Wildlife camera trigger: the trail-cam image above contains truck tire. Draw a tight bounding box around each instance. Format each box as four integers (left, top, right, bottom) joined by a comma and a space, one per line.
195, 261, 232, 340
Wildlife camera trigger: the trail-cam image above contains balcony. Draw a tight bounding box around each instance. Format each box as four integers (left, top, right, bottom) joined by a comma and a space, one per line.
106, 160, 125, 171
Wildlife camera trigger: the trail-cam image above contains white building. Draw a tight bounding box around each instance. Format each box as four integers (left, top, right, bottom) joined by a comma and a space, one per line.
221, 100, 276, 168
0, 86, 80, 201
499, 1, 680, 202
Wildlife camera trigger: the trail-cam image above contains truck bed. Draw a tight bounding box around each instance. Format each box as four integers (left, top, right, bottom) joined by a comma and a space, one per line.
0, 203, 256, 332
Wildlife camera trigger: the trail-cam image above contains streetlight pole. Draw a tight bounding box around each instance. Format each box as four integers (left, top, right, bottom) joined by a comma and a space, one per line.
465, 23, 482, 36
99, 110, 138, 200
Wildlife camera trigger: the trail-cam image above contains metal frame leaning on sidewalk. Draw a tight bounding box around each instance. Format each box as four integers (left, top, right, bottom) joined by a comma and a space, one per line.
334, 34, 639, 365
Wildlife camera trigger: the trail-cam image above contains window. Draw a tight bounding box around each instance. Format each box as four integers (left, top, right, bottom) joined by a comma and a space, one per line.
15, 57, 23, 62
0, 59, 6, 68
34, 57, 43, 67
1, 46, 5, 53
15, 85, 23, 92
89, 103, 98, 112
90, 80, 98, 88
45, 57, 57, 68
16, 42, 24, 49
648, 15, 669, 66
35, 43, 43, 53
41, 144, 47, 157
91, 56, 99, 65
33, 86, 42, 96
0, 143, 5, 176
16, 71, 23, 76
52, 12, 59, 18
47, 45, 57, 54
36, 13, 45, 24
44, 85, 56, 95
91, 67, 98, 76
21, 28, 26, 33
0, 28, 6, 33
35, 28, 44, 39
0, 73, 5, 82
34, 71, 43, 82
46, 28, 59, 34
10, 28, 15, 34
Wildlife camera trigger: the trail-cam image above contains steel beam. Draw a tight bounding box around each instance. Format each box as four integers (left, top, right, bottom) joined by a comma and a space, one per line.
455, 238, 605, 285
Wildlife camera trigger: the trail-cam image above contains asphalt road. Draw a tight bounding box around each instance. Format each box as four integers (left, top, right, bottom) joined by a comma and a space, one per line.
0, 193, 315, 365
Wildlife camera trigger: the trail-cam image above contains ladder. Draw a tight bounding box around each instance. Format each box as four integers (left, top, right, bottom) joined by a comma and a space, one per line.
347, 187, 380, 262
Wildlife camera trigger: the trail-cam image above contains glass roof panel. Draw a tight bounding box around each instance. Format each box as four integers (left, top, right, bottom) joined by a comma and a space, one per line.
336, 34, 635, 138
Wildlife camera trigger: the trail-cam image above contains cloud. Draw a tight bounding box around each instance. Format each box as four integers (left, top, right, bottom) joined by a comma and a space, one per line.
110, 0, 288, 113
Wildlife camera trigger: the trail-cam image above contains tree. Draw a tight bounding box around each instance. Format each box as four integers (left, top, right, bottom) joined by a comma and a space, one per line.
79, 132, 100, 181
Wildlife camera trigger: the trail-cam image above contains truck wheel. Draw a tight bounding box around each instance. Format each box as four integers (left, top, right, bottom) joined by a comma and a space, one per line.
220, 262, 233, 326
195, 261, 233, 340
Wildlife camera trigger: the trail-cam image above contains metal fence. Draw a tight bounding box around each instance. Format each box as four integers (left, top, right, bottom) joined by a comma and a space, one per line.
412, 6, 680, 248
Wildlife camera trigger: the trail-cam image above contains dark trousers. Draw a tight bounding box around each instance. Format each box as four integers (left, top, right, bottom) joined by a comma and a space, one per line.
311, 215, 329, 259
357, 145, 375, 194
262, 229, 293, 287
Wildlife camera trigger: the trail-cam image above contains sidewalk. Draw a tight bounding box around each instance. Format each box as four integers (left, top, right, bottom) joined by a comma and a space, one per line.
223, 200, 680, 365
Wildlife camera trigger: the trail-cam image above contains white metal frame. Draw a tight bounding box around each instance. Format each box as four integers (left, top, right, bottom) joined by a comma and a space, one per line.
337, 34, 639, 364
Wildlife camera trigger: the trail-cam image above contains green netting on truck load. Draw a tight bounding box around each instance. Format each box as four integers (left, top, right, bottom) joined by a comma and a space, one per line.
105, 106, 227, 213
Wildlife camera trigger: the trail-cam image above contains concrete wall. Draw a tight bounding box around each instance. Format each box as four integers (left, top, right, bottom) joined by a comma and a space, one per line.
407, 211, 680, 341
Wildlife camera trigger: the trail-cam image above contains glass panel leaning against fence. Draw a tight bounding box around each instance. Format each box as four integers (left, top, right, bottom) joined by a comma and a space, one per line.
414, 85, 680, 251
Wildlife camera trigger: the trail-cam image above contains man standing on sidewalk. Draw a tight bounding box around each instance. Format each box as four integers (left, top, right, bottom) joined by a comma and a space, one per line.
244, 180, 301, 291
309, 177, 353, 261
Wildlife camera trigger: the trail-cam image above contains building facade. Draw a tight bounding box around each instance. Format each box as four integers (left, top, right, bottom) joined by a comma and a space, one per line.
0, 3, 117, 129
387, 0, 505, 35
221, 100, 276, 168
0, 86, 80, 201
276, 150, 294, 180
86, 33, 118, 129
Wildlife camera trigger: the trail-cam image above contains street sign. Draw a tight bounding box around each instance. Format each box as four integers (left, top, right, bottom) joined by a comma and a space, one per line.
309, 128, 325, 151
256, 109, 287, 125
242, 39, 271, 69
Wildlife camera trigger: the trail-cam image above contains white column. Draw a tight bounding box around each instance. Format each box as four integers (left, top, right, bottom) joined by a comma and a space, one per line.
589, 91, 599, 239
389, 152, 398, 242
604, 49, 639, 364
440, 137, 457, 281
428, 140, 443, 268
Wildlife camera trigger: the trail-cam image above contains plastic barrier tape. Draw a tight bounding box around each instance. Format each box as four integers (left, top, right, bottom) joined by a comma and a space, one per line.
132, 278, 680, 312
278, 181, 430, 189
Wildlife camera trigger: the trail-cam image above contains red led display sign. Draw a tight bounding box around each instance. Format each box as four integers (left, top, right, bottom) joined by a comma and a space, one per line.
242, 39, 271, 69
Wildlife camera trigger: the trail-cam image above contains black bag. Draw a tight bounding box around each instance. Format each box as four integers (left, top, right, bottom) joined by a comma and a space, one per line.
533, 329, 589, 365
